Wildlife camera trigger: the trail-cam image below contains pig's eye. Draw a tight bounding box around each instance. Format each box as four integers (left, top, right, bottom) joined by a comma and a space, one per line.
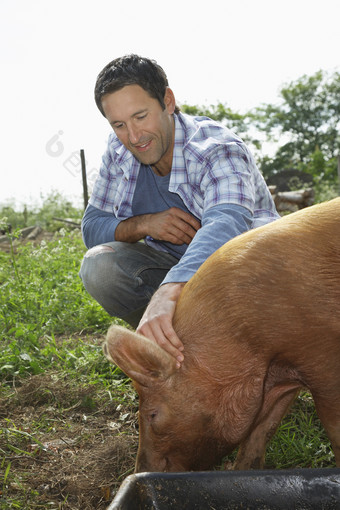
148, 410, 158, 422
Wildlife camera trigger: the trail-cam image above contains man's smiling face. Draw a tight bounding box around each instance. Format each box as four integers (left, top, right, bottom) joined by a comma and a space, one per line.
101, 84, 175, 175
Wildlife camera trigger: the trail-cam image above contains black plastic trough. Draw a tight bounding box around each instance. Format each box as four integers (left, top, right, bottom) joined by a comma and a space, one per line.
108, 468, 340, 510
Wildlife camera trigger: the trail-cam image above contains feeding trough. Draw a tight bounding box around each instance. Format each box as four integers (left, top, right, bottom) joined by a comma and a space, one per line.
108, 468, 340, 509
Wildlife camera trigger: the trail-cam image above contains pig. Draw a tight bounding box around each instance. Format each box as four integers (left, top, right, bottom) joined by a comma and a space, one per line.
103, 197, 340, 472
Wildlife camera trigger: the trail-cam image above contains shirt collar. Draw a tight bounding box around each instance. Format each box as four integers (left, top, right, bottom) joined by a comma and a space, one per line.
169, 114, 188, 189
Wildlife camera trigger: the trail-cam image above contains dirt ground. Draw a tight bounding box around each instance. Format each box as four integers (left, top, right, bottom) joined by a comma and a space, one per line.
1, 369, 139, 509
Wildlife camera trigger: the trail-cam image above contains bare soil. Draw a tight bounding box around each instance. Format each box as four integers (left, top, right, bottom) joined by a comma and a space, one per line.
0, 363, 139, 509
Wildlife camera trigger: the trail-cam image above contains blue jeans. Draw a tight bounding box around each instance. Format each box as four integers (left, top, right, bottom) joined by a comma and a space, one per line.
79, 241, 178, 328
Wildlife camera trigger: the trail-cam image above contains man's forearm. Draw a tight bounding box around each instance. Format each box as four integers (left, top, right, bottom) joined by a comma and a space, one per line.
82, 205, 201, 248
116, 208, 201, 245
162, 203, 253, 284
115, 214, 152, 243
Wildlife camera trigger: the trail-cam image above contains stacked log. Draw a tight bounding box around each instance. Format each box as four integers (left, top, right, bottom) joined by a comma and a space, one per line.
269, 186, 315, 213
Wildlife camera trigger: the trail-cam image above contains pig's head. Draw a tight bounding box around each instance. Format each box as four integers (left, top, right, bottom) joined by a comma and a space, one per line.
103, 325, 229, 472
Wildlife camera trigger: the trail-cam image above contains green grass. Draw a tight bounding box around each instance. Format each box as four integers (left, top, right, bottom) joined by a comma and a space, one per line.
266, 393, 334, 469
0, 229, 120, 383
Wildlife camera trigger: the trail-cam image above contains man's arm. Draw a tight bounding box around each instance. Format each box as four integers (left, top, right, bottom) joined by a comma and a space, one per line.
136, 203, 253, 364
82, 204, 201, 248
162, 203, 253, 284
115, 207, 201, 245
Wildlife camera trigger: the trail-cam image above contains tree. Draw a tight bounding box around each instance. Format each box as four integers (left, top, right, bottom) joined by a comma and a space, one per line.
253, 70, 340, 180
180, 71, 340, 190
180, 102, 262, 152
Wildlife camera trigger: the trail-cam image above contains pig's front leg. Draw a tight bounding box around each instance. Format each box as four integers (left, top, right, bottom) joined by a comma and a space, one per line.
234, 387, 299, 470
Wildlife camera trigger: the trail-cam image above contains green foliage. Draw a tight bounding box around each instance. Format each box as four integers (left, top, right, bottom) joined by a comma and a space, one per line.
0, 190, 82, 231
181, 102, 247, 130
303, 151, 338, 182
265, 393, 334, 468
182, 70, 340, 191
32, 191, 82, 231
0, 231, 122, 383
313, 179, 339, 203
181, 102, 262, 151
255, 70, 340, 161
253, 70, 340, 181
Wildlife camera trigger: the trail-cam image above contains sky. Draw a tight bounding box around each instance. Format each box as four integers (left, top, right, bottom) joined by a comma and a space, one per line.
1, 0, 339, 209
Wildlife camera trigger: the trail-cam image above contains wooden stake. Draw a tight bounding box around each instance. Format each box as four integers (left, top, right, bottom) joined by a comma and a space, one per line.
80, 149, 89, 210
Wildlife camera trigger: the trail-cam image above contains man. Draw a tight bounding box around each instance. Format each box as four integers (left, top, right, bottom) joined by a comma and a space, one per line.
80, 54, 280, 367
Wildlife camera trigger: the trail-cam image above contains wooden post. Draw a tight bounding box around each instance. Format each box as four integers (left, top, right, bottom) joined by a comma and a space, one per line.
338, 156, 340, 196
80, 149, 89, 210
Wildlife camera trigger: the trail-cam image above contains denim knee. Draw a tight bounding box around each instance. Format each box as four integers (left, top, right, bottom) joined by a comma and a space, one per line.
79, 242, 177, 319
79, 244, 136, 317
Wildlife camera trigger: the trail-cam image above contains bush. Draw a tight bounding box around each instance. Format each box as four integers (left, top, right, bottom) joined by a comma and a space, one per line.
314, 179, 339, 203
0, 190, 83, 231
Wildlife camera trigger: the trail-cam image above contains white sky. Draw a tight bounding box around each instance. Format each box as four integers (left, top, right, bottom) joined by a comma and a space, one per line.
1, 0, 339, 209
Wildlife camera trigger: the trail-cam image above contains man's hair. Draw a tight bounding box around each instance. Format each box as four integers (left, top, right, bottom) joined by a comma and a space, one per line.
94, 54, 180, 117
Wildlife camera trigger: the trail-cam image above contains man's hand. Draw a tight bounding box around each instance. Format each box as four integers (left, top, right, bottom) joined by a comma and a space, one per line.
145, 208, 201, 245
136, 282, 186, 368
115, 207, 201, 244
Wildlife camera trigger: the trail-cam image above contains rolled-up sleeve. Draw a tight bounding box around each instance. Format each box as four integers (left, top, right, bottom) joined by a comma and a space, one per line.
200, 143, 257, 213
161, 203, 253, 284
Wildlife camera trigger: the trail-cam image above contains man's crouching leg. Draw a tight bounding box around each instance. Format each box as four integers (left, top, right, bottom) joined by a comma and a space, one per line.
79, 241, 178, 328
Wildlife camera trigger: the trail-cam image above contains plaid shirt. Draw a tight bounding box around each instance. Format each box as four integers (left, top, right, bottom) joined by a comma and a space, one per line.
89, 113, 279, 227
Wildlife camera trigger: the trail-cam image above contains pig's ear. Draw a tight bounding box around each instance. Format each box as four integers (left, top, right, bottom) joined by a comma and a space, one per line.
103, 325, 177, 387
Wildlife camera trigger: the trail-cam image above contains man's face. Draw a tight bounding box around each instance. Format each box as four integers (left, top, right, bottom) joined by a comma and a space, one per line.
101, 84, 175, 174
